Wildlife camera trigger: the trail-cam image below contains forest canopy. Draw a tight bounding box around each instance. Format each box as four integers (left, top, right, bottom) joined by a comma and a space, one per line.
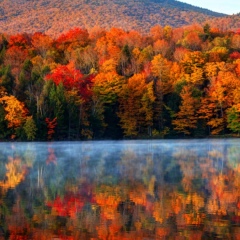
0, 24, 240, 140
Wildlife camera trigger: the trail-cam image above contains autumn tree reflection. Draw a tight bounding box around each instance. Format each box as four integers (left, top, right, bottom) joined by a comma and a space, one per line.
1, 141, 240, 238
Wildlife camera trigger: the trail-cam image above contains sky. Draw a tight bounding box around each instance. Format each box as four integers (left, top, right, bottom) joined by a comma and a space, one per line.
180, 0, 240, 15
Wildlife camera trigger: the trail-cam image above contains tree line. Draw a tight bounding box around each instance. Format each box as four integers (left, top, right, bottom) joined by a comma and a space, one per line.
0, 24, 240, 140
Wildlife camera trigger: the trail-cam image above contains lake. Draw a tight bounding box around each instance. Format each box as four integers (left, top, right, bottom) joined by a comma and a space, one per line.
0, 139, 240, 239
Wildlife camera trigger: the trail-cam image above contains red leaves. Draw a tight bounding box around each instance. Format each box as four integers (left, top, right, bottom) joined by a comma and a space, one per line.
46, 65, 81, 88
46, 194, 84, 218
4, 46, 29, 77
56, 27, 89, 50
45, 64, 94, 100
8, 34, 29, 49
230, 51, 240, 60
46, 147, 57, 165
31, 32, 53, 56
236, 29, 240, 35
45, 117, 57, 140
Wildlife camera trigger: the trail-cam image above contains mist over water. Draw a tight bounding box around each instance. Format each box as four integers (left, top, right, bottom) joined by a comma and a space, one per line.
0, 139, 240, 239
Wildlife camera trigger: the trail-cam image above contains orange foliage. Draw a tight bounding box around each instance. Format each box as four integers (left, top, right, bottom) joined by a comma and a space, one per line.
4, 46, 29, 77
236, 60, 240, 77
183, 31, 202, 50
56, 27, 89, 51
31, 32, 53, 58
8, 34, 29, 49
95, 185, 122, 220
174, 47, 189, 62
173, 86, 198, 135
118, 73, 154, 136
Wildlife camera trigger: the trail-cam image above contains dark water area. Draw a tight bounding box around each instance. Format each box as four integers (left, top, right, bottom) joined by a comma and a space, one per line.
0, 139, 240, 239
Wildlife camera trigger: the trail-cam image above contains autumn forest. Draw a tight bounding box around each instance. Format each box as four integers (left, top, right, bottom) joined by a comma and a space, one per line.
0, 24, 240, 140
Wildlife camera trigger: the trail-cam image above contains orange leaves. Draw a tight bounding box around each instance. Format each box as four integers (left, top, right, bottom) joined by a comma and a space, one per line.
174, 47, 189, 62
153, 39, 169, 57
8, 34, 29, 49
182, 31, 202, 50
235, 60, 240, 77
99, 58, 117, 73
95, 186, 122, 208
155, 227, 170, 238
129, 184, 147, 206
127, 73, 146, 93
118, 73, 154, 136
186, 193, 204, 212
1, 24, 240, 140
150, 25, 164, 41
31, 32, 53, 57
56, 27, 89, 51
173, 86, 198, 135
231, 33, 240, 50
95, 185, 122, 220
183, 212, 204, 226
4, 46, 29, 77
199, 70, 239, 135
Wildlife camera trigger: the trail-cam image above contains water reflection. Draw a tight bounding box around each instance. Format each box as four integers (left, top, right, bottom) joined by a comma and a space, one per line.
0, 139, 240, 239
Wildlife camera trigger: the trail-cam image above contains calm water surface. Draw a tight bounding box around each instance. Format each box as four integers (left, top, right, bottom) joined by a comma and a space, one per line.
0, 139, 240, 239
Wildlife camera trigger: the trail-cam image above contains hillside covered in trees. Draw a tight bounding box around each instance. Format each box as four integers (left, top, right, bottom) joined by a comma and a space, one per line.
0, 0, 233, 36
0, 24, 240, 140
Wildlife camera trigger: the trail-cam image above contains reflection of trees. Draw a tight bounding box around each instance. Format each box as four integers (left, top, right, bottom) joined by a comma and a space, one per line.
227, 145, 240, 173
7, 197, 31, 240
172, 145, 231, 238
0, 144, 35, 239
173, 148, 199, 192
0, 156, 26, 191
118, 148, 142, 182
2, 141, 240, 238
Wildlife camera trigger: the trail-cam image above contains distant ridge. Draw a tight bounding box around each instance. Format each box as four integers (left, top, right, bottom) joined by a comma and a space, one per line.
0, 0, 235, 36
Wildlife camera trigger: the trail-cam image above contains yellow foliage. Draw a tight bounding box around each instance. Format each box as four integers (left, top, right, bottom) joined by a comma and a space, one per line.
185, 65, 203, 85
118, 73, 154, 136
152, 54, 173, 95
186, 193, 204, 212
0, 95, 28, 129
100, 59, 117, 73
0, 157, 26, 191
